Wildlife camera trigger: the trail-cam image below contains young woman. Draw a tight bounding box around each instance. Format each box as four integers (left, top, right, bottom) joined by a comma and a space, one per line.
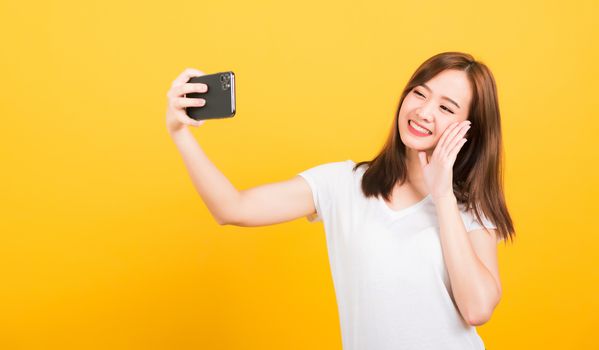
165, 51, 515, 350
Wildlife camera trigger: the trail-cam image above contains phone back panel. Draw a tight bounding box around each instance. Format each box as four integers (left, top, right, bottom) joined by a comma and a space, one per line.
185, 71, 235, 120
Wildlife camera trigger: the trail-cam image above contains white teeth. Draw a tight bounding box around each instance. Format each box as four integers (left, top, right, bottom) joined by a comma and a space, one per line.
410, 120, 432, 134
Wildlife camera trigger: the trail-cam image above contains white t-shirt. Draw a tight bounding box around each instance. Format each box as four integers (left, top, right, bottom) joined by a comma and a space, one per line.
297, 159, 498, 350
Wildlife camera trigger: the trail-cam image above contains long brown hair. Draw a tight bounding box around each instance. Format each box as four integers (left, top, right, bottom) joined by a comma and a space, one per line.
352, 51, 515, 244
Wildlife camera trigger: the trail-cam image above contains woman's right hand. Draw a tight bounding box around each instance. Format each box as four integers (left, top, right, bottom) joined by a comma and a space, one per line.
165, 68, 209, 134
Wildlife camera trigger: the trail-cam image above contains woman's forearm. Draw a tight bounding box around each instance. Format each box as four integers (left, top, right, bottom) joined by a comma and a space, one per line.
169, 127, 240, 224
434, 195, 501, 326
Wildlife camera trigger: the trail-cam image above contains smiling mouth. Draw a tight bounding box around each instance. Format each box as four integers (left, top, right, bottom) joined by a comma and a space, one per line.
408, 120, 432, 135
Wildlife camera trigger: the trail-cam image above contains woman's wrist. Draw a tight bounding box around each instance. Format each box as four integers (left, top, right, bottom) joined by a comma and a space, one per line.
431, 193, 457, 206
168, 125, 189, 138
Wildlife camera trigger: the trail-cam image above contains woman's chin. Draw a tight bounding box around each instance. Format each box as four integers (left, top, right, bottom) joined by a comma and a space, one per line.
411, 146, 432, 153
403, 139, 433, 152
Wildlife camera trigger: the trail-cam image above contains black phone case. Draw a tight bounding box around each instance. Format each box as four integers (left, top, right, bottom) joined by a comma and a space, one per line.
185, 71, 236, 121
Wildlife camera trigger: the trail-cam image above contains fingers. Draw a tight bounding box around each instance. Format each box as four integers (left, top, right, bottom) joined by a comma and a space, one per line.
168, 82, 208, 99
172, 97, 206, 109
172, 82, 209, 97
436, 123, 456, 151
174, 110, 205, 127
167, 82, 207, 114
446, 123, 470, 149
171, 97, 206, 127
165, 68, 209, 131
171, 68, 205, 88
444, 122, 471, 158
439, 121, 470, 152
438, 122, 460, 150
448, 138, 468, 159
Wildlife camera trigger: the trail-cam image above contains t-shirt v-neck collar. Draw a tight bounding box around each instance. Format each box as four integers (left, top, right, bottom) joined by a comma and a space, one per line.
377, 193, 433, 219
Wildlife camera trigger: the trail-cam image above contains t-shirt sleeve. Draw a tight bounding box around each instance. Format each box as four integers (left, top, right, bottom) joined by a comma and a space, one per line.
296, 160, 353, 223
461, 208, 502, 243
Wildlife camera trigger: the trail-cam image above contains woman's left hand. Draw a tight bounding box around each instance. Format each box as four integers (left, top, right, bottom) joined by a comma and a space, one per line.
418, 120, 471, 201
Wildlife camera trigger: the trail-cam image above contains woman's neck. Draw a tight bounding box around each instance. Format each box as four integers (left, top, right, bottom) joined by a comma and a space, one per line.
403, 146, 431, 192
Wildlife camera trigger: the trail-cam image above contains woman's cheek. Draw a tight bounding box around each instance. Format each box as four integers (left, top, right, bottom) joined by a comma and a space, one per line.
436, 126, 449, 142
431, 135, 442, 149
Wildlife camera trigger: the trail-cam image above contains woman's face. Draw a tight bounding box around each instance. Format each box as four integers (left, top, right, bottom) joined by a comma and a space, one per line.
398, 69, 473, 152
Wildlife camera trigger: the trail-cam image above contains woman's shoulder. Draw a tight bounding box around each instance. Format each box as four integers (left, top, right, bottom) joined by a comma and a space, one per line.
457, 202, 497, 231
298, 159, 356, 181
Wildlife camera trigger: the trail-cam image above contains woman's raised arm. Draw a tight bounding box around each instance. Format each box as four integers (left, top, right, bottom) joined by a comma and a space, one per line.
166, 68, 316, 226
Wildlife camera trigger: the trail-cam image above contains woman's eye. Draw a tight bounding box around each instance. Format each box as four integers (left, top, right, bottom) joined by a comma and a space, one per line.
441, 106, 455, 114
414, 90, 454, 114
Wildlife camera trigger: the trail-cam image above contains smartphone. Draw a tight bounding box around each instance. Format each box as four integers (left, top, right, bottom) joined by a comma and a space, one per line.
185, 71, 236, 121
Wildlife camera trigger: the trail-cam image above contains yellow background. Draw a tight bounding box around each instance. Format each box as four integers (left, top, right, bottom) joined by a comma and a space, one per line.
1, 0, 597, 348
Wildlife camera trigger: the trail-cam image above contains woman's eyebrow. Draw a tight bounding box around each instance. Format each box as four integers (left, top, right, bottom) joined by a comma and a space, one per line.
420, 83, 461, 109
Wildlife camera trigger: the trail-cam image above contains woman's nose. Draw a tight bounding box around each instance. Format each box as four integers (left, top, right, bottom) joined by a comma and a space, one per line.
416, 107, 433, 121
